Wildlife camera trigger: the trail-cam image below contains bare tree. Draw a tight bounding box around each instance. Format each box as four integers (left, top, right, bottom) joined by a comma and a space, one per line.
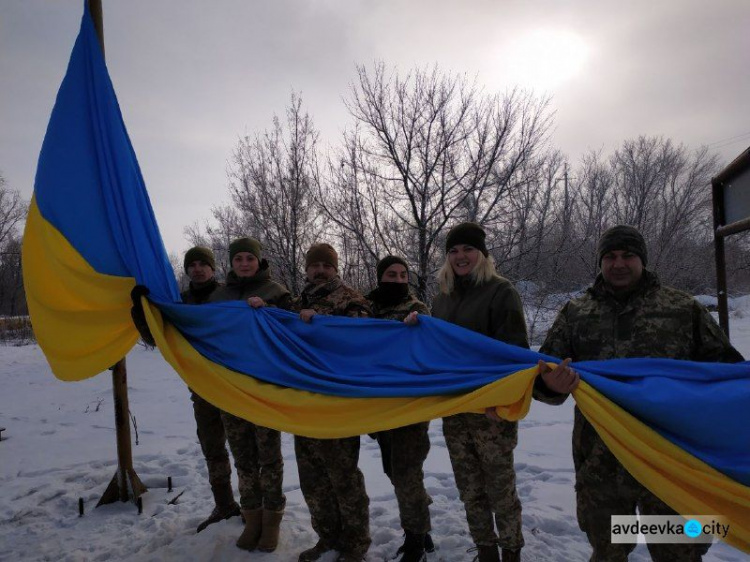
0, 174, 28, 318
226, 93, 324, 294
581, 137, 720, 290
0, 174, 27, 249
185, 204, 250, 281
320, 63, 553, 300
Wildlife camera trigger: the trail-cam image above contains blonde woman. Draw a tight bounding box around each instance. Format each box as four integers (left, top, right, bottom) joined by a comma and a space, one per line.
431, 222, 527, 562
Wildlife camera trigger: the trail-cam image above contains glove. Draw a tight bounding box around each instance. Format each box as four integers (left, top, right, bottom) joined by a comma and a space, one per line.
130, 285, 156, 347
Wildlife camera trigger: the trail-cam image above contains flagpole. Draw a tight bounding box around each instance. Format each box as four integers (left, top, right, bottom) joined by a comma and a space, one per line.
88, 0, 105, 56
86, 0, 147, 508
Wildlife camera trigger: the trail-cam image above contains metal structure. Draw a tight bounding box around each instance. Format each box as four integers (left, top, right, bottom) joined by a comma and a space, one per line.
711, 145, 750, 336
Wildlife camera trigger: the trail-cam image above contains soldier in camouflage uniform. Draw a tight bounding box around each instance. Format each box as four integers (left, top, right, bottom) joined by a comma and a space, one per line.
432, 223, 527, 562
294, 243, 372, 562
129, 247, 242, 533
181, 247, 243, 533
366, 256, 433, 562
209, 237, 292, 552
536, 225, 744, 562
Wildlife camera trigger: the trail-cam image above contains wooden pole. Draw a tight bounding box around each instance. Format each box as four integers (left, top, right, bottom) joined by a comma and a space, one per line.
88, 0, 105, 57
87, 0, 147, 507
96, 358, 146, 506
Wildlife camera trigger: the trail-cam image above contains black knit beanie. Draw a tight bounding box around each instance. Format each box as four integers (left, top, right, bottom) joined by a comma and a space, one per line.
597, 225, 648, 267
183, 246, 215, 273
376, 255, 409, 282
229, 237, 262, 263
445, 222, 489, 256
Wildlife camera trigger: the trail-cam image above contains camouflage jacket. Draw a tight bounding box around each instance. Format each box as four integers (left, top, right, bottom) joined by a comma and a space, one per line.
539, 270, 742, 365
295, 276, 371, 318
208, 267, 292, 309
366, 287, 430, 321
431, 275, 529, 348
536, 270, 744, 474
180, 278, 220, 305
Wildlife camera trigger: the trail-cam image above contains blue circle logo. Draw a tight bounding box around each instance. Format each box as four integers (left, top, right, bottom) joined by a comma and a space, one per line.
684, 519, 702, 538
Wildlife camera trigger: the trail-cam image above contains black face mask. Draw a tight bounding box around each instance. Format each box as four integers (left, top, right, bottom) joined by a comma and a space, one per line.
373, 281, 409, 304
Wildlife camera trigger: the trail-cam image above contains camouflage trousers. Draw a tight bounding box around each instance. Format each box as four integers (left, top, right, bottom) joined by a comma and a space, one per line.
220, 411, 285, 511
295, 435, 371, 556
190, 391, 233, 503
375, 422, 432, 534
575, 410, 709, 562
443, 413, 523, 549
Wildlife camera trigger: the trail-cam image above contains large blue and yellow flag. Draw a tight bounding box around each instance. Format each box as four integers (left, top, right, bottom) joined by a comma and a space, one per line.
22, 3, 750, 552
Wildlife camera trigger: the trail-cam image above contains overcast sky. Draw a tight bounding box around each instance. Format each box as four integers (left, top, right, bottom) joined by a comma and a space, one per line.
2, 0, 749, 256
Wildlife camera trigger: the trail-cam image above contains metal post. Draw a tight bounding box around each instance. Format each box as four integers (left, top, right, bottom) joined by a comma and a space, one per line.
711, 178, 730, 336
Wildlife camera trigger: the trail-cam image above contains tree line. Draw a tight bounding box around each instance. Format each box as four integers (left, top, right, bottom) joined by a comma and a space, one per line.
186, 64, 750, 310
3, 63, 749, 339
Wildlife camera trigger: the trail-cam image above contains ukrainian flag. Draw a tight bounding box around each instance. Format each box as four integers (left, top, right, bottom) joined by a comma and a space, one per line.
22, 3, 750, 552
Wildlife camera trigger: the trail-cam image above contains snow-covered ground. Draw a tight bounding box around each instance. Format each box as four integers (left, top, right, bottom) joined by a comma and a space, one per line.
1, 300, 748, 562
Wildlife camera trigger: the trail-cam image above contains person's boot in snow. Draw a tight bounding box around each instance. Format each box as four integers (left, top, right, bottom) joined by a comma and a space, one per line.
469, 544, 500, 562
395, 530, 426, 562
397, 531, 434, 558
501, 548, 521, 562
298, 540, 334, 561
235, 508, 263, 550
257, 507, 284, 552
195, 487, 241, 533
423, 533, 435, 553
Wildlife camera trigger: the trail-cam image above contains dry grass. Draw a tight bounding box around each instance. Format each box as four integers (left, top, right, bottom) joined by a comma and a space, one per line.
0, 315, 34, 343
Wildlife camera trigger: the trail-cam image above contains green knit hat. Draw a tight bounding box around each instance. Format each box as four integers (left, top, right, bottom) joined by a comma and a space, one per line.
229, 237, 262, 263
597, 225, 648, 267
306, 243, 338, 270
183, 246, 215, 273
445, 222, 489, 256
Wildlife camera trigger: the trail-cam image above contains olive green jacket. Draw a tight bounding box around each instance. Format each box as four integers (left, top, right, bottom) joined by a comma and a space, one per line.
208, 267, 291, 309
431, 275, 529, 348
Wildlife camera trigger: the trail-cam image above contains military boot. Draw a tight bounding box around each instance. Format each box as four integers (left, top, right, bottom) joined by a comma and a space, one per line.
396, 530, 426, 562
195, 483, 241, 533
257, 507, 284, 552
470, 544, 500, 562
298, 540, 334, 561
501, 548, 521, 562
236, 508, 263, 550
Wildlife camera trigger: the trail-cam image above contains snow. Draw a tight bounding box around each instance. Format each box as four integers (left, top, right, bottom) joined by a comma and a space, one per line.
1, 305, 749, 562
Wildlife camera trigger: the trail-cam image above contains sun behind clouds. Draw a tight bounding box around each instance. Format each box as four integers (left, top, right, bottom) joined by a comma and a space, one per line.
502, 28, 590, 93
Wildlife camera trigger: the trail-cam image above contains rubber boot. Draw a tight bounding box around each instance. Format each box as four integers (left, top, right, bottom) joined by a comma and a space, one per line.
257, 507, 284, 552
236, 508, 263, 550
